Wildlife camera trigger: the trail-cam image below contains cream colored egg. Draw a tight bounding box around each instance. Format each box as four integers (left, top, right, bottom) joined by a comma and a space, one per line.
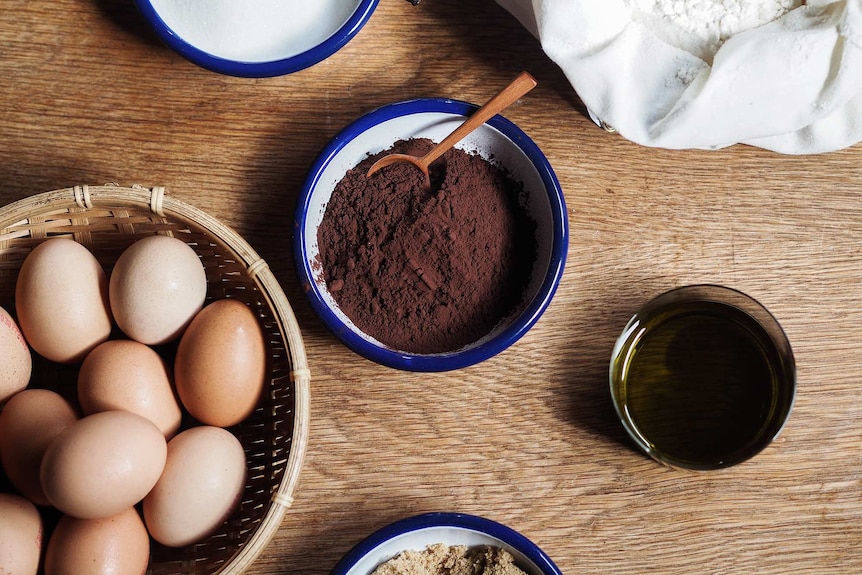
0, 389, 79, 506
0, 493, 42, 575
109, 235, 207, 345
143, 425, 246, 548
0, 305, 31, 404
44, 507, 149, 575
15, 238, 112, 364
78, 339, 182, 438
40, 410, 167, 519
174, 299, 267, 427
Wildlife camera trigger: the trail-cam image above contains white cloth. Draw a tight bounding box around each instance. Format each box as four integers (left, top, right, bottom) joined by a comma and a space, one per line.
495, 0, 862, 154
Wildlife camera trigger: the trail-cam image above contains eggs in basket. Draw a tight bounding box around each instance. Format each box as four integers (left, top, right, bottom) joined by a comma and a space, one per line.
0, 184, 309, 575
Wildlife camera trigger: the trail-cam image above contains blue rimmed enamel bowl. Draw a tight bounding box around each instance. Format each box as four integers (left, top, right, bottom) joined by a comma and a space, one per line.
331, 512, 563, 575
294, 98, 568, 372
134, 0, 378, 77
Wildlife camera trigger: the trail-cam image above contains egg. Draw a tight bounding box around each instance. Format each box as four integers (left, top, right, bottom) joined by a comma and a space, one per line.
78, 339, 182, 438
109, 235, 207, 345
44, 507, 149, 575
0, 493, 42, 575
143, 425, 246, 547
0, 389, 79, 506
40, 410, 167, 519
15, 238, 112, 363
0, 305, 31, 404
174, 299, 267, 427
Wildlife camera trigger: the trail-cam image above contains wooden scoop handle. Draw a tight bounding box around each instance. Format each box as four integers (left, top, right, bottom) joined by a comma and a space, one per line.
365, 71, 538, 182
417, 71, 537, 170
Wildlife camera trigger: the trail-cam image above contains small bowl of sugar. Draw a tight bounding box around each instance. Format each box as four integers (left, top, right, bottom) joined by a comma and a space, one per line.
331, 512, 563, 575
134, 0, 379, 77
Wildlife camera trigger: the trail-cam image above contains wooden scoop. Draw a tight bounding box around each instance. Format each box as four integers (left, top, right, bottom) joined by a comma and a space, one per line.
365, 71, 538, 187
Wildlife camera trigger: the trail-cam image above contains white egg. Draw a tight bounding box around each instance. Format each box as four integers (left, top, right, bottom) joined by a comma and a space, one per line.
109, 235, 207, 345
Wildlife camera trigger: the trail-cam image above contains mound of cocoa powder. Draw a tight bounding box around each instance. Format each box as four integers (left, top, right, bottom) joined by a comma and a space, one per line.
316, 138, 537, 355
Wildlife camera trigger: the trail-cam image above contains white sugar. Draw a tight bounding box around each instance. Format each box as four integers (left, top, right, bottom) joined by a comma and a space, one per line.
149, 0, 362, 63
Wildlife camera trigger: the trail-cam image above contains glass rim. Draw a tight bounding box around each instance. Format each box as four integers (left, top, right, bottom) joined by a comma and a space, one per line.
609, 284, 797, 470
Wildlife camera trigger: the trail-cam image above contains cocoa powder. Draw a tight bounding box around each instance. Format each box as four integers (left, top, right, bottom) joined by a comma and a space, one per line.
316, 138, 537, 354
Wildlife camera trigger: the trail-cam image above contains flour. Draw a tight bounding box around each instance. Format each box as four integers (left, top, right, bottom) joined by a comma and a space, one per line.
631, 0, 804, 61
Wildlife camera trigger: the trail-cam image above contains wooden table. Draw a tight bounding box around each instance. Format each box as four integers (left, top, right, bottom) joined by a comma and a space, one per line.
2, 1, 861, 574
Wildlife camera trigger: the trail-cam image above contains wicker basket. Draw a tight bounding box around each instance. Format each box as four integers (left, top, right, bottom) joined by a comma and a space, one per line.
0, 184, 310, 575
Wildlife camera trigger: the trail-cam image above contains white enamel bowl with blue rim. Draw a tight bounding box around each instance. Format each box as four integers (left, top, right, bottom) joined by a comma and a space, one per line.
330, 512, 563, 575
134, 0, 379, 78
294, 98, 568, 372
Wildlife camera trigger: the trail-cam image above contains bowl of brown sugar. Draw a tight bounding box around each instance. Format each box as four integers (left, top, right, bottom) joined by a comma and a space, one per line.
294, 98, 567, 371
330, 512, 563, 575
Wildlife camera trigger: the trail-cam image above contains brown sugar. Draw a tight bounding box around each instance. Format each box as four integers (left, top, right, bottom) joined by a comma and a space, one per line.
316, 138, 537, 354
370, 543, 530, 575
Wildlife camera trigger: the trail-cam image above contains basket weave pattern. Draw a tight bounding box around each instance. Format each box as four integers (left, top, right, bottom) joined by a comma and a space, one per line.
0, 184, 310, 575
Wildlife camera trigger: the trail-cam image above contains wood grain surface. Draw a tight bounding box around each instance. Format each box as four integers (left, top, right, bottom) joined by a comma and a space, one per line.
2, 1, 862, 574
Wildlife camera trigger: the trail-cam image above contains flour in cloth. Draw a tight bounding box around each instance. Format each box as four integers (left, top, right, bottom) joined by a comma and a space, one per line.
631, 0, 804, 61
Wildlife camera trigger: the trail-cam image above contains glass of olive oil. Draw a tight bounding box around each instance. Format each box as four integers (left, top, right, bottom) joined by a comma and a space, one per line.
610, 285, 796, 470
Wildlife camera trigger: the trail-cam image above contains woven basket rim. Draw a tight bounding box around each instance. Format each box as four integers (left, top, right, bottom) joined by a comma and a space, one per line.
0, 184, 310, 575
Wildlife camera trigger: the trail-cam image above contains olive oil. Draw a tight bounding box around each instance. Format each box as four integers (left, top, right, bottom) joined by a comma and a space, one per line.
611, 286, 795, 470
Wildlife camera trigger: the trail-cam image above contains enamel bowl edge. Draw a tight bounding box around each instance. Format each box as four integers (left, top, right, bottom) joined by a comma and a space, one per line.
294, 98, 568, 372
330, 512, 564, 575
134, 0, 379, 78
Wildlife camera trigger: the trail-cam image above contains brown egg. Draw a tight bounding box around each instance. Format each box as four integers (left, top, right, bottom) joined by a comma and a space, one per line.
174, 299, 267, 427
15, 238, 112, 364
109, 235, 207, 345
0, 493, 42, 575
44, 507, 149, 575
78, 339, 182, 438
0, 305, 31, 404
143, 425, 246, 547
40, 410, 167, 519
0, 389, 79, 506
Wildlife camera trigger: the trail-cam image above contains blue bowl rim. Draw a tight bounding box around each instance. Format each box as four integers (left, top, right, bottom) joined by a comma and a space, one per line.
133, 0, 379, 78
329, 511, 564, 575
294, 97, 568, 372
